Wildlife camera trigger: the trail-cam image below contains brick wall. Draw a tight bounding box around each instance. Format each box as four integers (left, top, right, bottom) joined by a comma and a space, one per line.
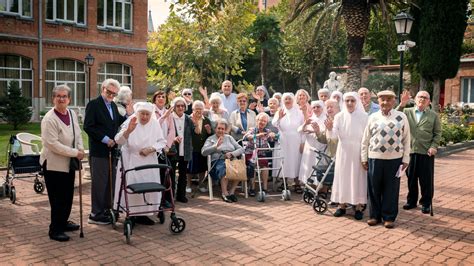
444, 61, 474, 105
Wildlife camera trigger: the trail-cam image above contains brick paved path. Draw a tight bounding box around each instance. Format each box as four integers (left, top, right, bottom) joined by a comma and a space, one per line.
0, 150, 473, 265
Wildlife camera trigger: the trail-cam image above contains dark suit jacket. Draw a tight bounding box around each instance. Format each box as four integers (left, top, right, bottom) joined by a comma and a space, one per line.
84, 96, 126, 157
173, 114, 194, 161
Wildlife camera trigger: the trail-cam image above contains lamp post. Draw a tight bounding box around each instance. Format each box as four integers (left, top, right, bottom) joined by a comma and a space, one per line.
393, 11, 414, 98
85, 53, 95, 103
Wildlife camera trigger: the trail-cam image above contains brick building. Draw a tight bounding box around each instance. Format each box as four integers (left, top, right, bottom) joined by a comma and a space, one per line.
0, 0, 148, 120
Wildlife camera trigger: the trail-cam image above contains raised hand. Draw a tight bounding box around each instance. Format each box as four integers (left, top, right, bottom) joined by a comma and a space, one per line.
278, 108, 286, 120
216, 136, 223, 147
311, 122, 320, 134
325, 118, 333, 131
198, 86, 208, 97
204, 124, 212, 134
400, 90, 412, 107
127, 116, 138, 134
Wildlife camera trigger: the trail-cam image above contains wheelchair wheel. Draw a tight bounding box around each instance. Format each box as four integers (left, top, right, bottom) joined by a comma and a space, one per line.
10, 186, 16, 204
312, 197, 328, 214
169, 217, 186, 234
158, 211, 165, 224
124, 219, 132, 244
34, 180, 45, 193
303, 191, 314, 204
256, 191, 265, 202
282, 189, 291, 201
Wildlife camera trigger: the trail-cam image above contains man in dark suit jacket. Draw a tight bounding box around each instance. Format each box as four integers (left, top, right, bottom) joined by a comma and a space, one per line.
84, 79, 128, 224
398, 90, 441, 214
169, 97, 194, 203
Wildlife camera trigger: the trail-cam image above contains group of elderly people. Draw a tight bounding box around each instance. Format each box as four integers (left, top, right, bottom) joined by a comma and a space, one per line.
41, 77, 441, 241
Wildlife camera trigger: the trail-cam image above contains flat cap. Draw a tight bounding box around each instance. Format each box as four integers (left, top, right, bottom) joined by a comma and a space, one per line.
377, 90, 396, 98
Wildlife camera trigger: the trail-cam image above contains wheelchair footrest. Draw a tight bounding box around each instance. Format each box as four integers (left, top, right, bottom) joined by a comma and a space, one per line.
127, 182, 165, 193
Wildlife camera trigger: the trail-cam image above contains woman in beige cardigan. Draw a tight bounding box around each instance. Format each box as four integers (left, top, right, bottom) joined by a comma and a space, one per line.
40, 84, 84, 242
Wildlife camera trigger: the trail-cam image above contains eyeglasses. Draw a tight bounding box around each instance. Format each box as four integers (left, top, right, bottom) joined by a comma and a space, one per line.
105, 89, 117, 97
417, 95, 429, 100
345, 99, 356, 103
175, 104, 186, 108
313, 106, 322, 108
55, 95, 69, 100
183, 93, 192, 96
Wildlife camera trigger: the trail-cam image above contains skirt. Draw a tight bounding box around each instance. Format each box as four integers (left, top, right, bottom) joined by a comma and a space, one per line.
209, 159, 226, 182
187, 151, 208, 174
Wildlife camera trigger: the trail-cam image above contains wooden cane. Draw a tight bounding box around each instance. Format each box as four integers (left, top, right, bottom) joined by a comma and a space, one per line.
108, 150, 114, 210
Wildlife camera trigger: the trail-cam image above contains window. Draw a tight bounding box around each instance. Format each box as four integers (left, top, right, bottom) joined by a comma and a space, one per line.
46, 0, 86, 25
96, 63, 132, 93
461, 78, 474, 103
0, 55, 33, 105
46, 59, 86, 106
97, 0, 132, 31
0, 0, 32, 18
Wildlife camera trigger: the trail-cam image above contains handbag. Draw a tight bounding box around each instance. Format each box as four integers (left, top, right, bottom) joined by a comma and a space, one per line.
69, 110, 82, 171
225, 157, 247, 181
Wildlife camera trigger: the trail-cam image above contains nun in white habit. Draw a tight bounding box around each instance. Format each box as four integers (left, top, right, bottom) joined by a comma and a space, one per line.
114, 102, 167, 225
272, 93, 304, 188
327, 92, 368, 220
298, 100, 327, 184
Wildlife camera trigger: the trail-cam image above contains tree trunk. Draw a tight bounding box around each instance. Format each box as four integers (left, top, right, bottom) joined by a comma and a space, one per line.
419, 77, 427, 91
261, 48, 268, 86
341, 0, 370, 92
432, 79, 441, 113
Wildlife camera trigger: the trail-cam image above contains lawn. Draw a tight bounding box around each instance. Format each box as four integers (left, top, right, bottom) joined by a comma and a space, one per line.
0, 123, 89, 167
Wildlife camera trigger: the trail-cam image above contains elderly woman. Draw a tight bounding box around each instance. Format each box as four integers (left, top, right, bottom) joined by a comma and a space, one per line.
272, 93, 304, 192
253, 85, 270, 107
318, 88, 330, 102
207, 92, 229, 129
229, 93, 257, 141
330, 91, 343, 110
298, 100, 327, 185
243, 112, 276, 196
326, 92, 368, 220
272, 92, 282, 103
114, 86, 133, 116
181, 88, 193, 115
170, 97, 194, 203
187, 100, 213, 193
41, 84, 85, 242
295, 89, 312, 120
114, 102, 167, 225
202, 119, 245, 203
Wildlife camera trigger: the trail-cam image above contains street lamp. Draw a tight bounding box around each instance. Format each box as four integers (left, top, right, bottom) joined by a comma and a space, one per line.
393, 11, 414, 98
85, 53, 95, 103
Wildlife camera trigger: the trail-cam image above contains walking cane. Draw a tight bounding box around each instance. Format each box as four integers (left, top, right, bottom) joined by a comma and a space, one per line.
78, 161, 84, 238
430, 165, 434, 217
108, 149, 114, 210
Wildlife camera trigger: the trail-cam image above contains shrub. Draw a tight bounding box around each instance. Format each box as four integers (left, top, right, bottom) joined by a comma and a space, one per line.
0, 81, 32, 130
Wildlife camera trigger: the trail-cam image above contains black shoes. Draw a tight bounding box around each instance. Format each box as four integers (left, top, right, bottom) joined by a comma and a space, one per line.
88, 213, 112, 225
176, 197, 188, 203
421, 205, 431, 214
49, 231, 70, 242
354, 210, 364, 220
333, 208, 346, 217
64, 221, 80, 232
248, 189, 256, 197
403, 203, 417, 210
221, 194, 232, 203
228, 194, 238, 202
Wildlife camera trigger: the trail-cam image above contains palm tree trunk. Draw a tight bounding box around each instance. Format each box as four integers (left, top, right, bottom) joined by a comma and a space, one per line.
341, 0, 370, 91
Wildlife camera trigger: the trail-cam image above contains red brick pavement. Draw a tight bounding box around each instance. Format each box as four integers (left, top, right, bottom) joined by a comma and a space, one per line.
0, 150, 473, 265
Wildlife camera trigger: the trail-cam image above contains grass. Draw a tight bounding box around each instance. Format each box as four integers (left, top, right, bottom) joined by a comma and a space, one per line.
0, 123, 89, 167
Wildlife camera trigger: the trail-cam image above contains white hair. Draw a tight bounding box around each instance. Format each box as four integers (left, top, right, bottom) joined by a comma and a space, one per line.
101, 78, 120, 90
115, 86, 132, 103
192, 100, 205, 109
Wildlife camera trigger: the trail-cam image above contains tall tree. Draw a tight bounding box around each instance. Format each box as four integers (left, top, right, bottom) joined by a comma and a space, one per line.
248, 12, 282, 87
0, 81, 32, 130
416, 0, 468, 111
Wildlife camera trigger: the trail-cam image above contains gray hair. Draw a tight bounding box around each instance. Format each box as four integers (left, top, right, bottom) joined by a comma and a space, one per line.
115, 86, 132, 103
52, 84, 71, 97
171, 96, 186, 107
256, 112, 270, 122
216, 118, 229, 129
101, 78, 120, 90
192, 100, 205, 109
268, 97, 279, 105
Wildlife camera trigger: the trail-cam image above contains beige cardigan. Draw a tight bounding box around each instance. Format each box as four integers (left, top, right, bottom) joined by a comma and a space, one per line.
40, 109, 84, 173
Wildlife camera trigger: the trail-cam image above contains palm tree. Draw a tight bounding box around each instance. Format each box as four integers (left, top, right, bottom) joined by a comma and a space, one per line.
290, 0, 410, 91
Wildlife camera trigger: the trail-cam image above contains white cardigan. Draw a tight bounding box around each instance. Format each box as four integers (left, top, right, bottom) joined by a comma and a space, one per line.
40, 109, 84, 173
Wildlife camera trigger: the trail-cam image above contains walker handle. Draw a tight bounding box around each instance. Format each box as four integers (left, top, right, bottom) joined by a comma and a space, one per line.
125, 164, 172, 174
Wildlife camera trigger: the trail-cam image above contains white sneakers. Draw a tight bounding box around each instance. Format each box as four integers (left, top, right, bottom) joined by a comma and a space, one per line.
185, 187, 192, 193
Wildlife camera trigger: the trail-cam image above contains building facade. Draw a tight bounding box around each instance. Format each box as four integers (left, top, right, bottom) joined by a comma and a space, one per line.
0, 0, 148, 120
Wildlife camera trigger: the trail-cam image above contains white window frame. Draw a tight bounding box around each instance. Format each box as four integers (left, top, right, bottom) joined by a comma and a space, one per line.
0, 0, 33, 18
46, 59, 86, 107
96, 62, 132, 93
0, 55, 33, 106
98, 0, 133, 31
46, 0, 87, 25
461, 77, 474, 104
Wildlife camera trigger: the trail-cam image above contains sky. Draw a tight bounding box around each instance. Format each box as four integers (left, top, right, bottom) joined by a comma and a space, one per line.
148, 0, 172, 30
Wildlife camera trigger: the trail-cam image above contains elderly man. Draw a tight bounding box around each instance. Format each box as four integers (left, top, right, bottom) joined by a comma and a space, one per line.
84, 79, 130, 225
361, 90, 411, 229
358, 87, 380, 115
317, 88, 330, 102
398, 91, 441, 214
219, 80, 239, 114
